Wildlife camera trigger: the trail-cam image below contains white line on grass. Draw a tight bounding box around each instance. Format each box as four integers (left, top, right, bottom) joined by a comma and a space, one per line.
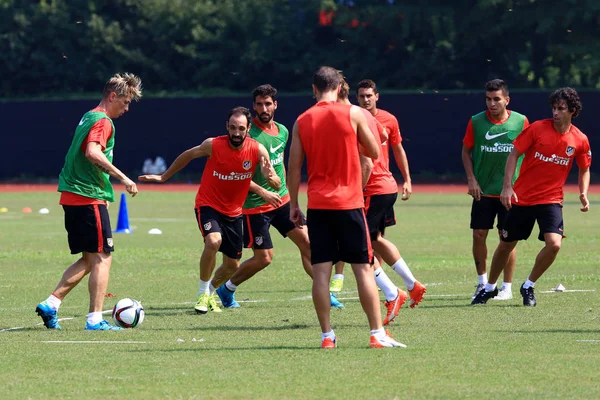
538, 290, 596, 294
42, 341, 149, 344
575, 340, 600, 343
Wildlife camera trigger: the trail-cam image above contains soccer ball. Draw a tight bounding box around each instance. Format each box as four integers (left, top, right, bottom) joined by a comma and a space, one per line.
112, 298, 145, 328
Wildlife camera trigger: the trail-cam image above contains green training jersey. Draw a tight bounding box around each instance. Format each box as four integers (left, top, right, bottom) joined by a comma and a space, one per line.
243, 120, 289, 211
470, 111, 527, 196
58, 110, 116, 202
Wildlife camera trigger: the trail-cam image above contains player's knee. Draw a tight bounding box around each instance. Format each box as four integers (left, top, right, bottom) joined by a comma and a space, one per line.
255, 250, 273, 267
473, 229, 488, 241
546, 240, 562, 253
204, 237, 222, 252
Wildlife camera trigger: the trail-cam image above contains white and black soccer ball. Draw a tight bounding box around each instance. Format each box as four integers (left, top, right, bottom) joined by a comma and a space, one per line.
112, 298, 145, 328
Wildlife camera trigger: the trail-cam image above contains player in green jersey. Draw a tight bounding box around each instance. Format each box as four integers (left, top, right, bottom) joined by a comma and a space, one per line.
35, 73, 142, 330
212, 85, 343, 309
462, 79, 529, 302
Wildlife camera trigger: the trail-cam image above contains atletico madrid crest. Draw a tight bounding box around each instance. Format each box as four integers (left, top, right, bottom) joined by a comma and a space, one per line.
566, 146, 575, 156
255, 236, 263, 246
203, 222, 212, 231
243, 160, 252, 170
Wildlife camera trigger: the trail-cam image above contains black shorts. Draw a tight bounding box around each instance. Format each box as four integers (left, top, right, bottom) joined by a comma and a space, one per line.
364, 193, 397, 237
243, 202, 299, 249
63, 204, 114, 254
501, 204, 564, 242
195, 206, 243, 259
307, 208, 373, 265
470, 196, 509, 230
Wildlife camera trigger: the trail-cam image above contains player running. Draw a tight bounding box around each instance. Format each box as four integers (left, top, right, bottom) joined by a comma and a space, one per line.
213, 85, 343, 309
139, 107, 280, 314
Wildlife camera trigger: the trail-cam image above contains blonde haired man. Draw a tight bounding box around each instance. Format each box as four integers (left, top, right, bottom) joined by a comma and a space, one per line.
36, 73, 142, 330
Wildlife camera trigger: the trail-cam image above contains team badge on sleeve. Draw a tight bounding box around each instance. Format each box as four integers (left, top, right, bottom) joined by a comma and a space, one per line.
566, 146, 575, 156
203, 222, 212, 231
243, 160, 252, 170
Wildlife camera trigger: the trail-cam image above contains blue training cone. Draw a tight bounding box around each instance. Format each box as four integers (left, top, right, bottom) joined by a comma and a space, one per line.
114, 193, 132, 234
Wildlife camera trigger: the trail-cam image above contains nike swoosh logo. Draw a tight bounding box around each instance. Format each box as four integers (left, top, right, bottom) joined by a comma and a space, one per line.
78, 118, 86, 126
270, 143, 284, 153
485, 131, 510, 140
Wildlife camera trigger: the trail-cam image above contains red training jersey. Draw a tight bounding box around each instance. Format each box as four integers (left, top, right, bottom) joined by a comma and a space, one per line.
297, 101, 363, 210
362, 109, 398, 196
195, 136, 260, 216
374, 109, 402, 173
513, 119, 591, 205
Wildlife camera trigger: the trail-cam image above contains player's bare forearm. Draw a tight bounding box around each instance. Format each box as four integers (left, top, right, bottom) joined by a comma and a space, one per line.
86, 144, 127, 182
461, 145, 477, 183
265, 171, 281, 190
249, 181, 265, 196
502, 150, 520, 189
578, 167, 590, 197
360, 155, 373, 188
392, 144, 411, 184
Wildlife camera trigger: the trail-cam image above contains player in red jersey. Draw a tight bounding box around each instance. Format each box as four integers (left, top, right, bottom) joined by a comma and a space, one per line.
139, 107, 280, 314
288, 66, 404, 348
347, 79, 426, 308
472, 88, 591, 306
335, 77, 411, 325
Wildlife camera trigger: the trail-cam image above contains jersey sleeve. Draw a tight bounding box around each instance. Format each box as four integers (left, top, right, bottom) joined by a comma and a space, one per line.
522, 117, 530, 130
388, 116, 402, 145
513, 123, 535, 154
81, 119, 113, 151
576, 135, 592, 169
462, 119, 474, 148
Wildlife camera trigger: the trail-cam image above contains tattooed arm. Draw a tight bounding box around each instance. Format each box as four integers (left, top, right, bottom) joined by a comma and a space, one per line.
85, 141, 138, 196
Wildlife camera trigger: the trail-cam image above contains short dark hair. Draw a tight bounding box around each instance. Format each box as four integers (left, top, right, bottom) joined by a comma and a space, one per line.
313, 66, 341, 92
549, 87, 582, 118
485, 79, 509, 96
252, 84, 277, 102
357, 79, 378, 94
227, 106, 251, 125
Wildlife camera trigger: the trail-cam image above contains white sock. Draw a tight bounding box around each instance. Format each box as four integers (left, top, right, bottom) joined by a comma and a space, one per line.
322, 330, 336, 341
225, 280, 238, 292
500, 282, 512, 292
478, 273, 488, 285
87, 312, 103, 325
374, 267, 399, 301
333, 274, 344, 281
208, 282, 217, 295
370, 327, 386, 339
390, 258, 416, 290
523, 279, 535, 289
485, 282, 497, 292
198, 280, 210, 296
45, 294, 62, 311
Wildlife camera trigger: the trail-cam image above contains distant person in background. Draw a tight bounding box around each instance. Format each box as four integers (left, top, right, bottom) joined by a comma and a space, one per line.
142, 156, 167, 175
288, 66, 404, 348
139, 107, 280, 314
214, 84, 344, 310
36, 72, 142, 331
472, 87, 591, 306
462, 79, 529, 301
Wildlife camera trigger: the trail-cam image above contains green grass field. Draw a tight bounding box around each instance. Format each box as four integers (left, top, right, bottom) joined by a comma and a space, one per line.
1, 190, 599, 399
